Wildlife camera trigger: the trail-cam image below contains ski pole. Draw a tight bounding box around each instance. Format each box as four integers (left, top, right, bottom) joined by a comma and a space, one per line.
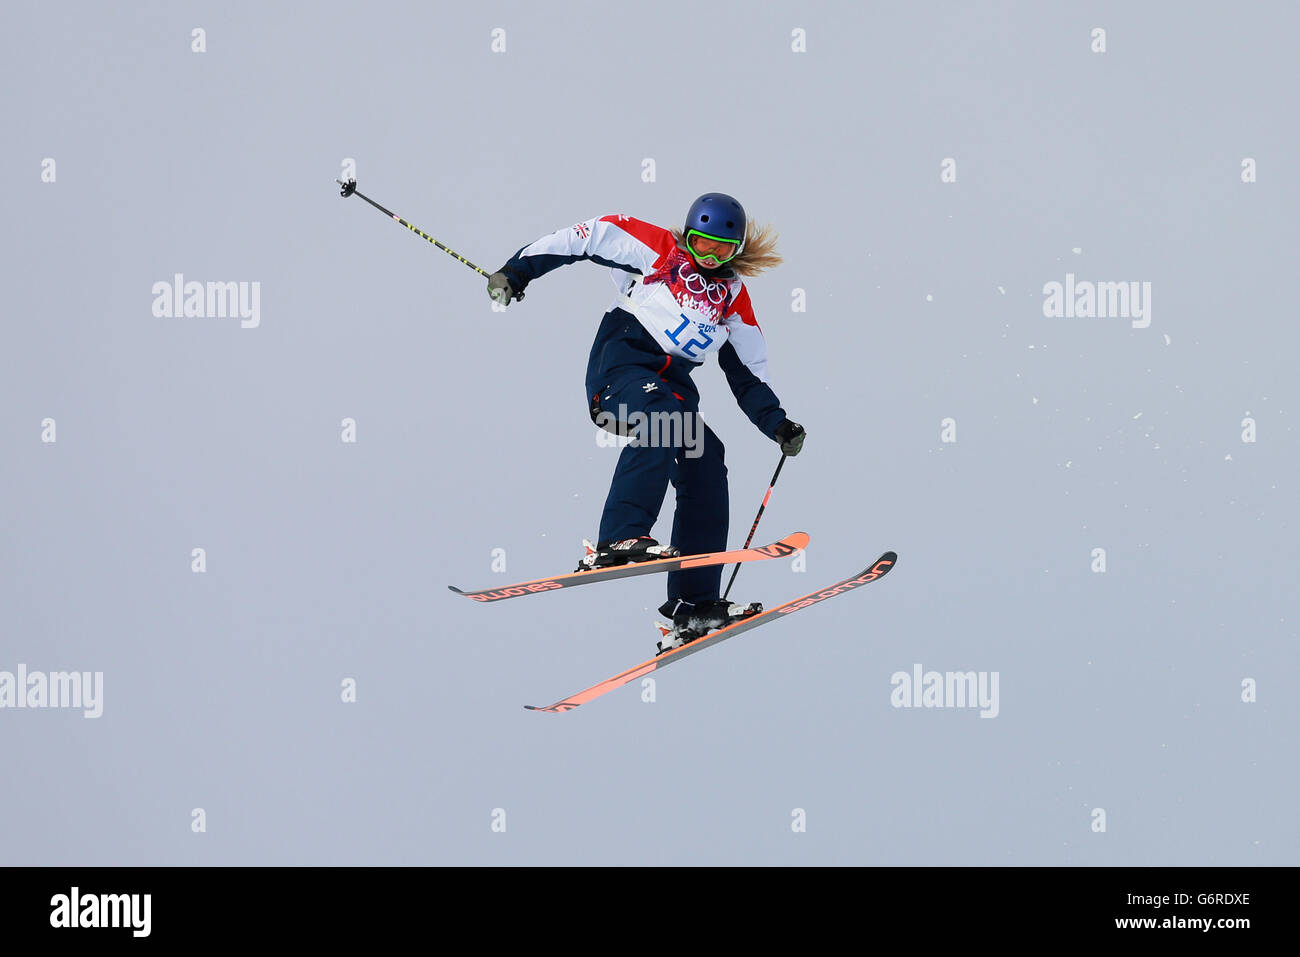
334, 178, 523, 299
722, 453, 788, 601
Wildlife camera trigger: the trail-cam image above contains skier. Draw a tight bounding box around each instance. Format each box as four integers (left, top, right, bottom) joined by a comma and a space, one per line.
486, 194, 805, 650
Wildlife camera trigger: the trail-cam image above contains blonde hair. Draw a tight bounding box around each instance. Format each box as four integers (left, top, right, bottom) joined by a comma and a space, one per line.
671, 221, 783, 277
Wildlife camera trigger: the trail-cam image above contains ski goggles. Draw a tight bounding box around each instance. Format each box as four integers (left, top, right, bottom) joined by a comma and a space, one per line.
685, 229, 741, 267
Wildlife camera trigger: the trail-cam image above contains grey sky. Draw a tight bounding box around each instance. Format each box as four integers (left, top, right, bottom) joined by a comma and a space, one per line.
1, 1, 1294, 865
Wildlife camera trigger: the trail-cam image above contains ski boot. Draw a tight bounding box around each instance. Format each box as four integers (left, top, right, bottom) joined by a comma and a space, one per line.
574, 536, 680, 573
653, 598, 764, 655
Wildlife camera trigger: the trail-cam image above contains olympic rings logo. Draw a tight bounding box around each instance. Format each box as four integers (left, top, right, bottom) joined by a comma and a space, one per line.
678, 264, 729, 305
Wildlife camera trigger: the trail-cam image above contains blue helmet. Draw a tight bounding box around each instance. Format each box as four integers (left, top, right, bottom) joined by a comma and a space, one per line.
683, 193, 746, 266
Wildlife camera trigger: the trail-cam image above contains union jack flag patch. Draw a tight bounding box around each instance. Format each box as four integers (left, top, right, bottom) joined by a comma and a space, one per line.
573, 222, 590, 238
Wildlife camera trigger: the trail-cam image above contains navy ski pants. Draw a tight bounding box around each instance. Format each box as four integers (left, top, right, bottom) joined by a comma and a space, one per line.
586, 310, 728, 605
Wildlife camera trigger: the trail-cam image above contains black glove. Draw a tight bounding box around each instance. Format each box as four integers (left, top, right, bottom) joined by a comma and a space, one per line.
487, 271, 517, 305
774, 419, 805, 456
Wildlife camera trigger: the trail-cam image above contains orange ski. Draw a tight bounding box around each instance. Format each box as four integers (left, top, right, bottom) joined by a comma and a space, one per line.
525, 551, 898, 713
449, 532, 809, 603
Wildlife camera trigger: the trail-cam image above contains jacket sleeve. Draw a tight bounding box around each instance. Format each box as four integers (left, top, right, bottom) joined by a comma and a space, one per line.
718, 285, 787, 439
497, 215, 677, 295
